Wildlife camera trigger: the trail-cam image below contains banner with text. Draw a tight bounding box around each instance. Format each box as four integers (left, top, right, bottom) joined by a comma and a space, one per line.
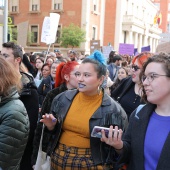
119, 43, 134, 55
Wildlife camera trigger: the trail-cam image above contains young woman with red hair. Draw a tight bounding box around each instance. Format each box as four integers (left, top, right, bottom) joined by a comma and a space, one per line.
111, 52, 153, 119
31, 61, 79, 168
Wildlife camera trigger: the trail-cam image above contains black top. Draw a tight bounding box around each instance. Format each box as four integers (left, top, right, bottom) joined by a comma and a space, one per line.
119, 84, 141, 119
37, 75, 55, 106
111, 76, 144, 120
31, 83, 68, 165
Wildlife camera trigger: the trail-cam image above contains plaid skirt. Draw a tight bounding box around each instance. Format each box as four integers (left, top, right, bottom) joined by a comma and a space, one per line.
50, 143, 105, 170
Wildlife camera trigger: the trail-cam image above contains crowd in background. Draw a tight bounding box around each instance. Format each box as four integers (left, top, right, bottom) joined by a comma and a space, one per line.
0, 42, 170, 170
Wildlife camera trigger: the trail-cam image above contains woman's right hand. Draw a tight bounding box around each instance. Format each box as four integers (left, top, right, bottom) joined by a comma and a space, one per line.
40, 113, 57, 131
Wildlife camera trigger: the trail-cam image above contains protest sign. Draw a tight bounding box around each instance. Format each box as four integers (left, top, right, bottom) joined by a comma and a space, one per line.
141, 45, 150, 52
134, 48, 138, 55
102, 46, 114, 59
17, 21, 29, 47
119, 43, 134, 55
90, 40, 100, 54
41, 13, 60, 44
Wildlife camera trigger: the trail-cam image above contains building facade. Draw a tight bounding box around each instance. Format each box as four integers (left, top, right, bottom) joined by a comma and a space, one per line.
114, 0, 162, 53
7, 0, 108, 54
153, 0, 170, 44
0, 0, 162, 54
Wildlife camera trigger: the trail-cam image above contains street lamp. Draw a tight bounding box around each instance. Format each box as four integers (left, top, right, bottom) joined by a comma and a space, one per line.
3, 0, 8, 42
1, 0, 8, 43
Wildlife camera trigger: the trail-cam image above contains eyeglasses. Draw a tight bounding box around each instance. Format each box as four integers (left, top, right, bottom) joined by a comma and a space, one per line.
131, 65, 140, 71
142, 73, 168, 83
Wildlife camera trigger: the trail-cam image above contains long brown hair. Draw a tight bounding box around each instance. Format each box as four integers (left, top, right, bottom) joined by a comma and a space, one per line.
0, 56, 21, 96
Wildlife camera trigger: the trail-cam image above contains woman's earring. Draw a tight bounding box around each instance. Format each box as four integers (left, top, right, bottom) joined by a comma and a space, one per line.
97, 85, 101, 95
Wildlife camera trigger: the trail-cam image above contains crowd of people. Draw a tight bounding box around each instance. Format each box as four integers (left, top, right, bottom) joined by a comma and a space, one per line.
0, 41, 170, 170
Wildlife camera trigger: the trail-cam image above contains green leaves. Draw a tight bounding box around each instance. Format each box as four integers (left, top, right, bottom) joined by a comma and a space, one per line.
60, 23, 85, 48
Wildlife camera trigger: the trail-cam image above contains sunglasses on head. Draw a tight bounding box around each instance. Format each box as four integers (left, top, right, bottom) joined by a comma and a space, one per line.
70, 50, 76, 54
54, 49, 60, 53
131, 65, 140, 71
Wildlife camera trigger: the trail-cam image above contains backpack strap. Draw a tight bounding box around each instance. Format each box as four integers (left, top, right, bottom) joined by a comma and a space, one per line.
135, 104, 146, 119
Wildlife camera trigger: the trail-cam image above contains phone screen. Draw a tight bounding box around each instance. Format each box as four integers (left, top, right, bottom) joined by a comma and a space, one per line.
91, 126, 111, 138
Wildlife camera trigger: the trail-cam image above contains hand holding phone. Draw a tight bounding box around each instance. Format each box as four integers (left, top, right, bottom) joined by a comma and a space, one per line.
91, 126, 117, 138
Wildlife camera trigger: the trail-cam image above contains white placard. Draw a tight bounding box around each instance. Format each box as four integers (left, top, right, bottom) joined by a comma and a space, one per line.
102, 46, 114, 59
41, 13, 60, 44
41, 17, 50, 44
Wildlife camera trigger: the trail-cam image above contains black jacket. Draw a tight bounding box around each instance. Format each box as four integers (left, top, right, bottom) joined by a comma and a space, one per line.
45, 89, 128, 167
19, 72, 39, 170
38, 75, 55, 106
31, 83, 68, 165
111, 76, 144, 119
23, 54, 36, 77
111, 76, 134, 101
118, 103, 170, 170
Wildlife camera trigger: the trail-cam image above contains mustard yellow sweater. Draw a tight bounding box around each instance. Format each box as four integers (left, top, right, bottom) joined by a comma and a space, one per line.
59, 92, 103, 148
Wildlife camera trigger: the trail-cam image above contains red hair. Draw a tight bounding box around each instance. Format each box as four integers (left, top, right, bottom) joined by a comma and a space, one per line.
132, 52, 153, 67
55, 61, 79, 87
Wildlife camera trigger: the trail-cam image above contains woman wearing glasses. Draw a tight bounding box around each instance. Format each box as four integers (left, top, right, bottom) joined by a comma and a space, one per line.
111, 52, 153, 119
101, 53, 170, 170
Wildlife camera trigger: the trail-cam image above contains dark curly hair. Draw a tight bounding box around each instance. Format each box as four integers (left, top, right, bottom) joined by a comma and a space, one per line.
140, 52, 170, 102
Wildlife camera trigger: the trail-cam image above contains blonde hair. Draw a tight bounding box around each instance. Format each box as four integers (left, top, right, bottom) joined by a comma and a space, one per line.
0, 57, 21, 96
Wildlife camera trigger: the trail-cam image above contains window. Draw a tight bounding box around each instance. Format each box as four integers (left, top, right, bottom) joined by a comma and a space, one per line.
92, 26, 97, 40
9, 0, 19, 12
12, 6, 17, 12
93, 0, 98, 12
31, 25, 38, 43
32, 4, 38, 11
55, 25, 61, 44
30, 0, 40, 11
53, 0, 63, 10
11, 26, 17, 41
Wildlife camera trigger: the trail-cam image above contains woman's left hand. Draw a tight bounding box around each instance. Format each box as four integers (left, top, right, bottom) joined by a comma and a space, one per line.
101, 125, 123, 150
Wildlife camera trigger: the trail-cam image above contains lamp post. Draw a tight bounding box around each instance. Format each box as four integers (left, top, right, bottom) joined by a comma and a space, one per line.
3, 0, 8, 43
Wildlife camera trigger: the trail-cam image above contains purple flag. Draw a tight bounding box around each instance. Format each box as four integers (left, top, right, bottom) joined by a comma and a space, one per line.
141, 45, 150, 52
